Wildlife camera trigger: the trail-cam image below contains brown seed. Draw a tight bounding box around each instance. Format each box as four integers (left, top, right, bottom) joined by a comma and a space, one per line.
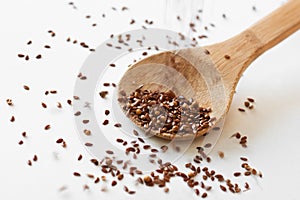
111, 180, 117, 187
50, 90, 57, 94
218, 151, 224, 158
251, 169, 257, 175
103, 83, 110, 87
22, 132, 27, 137
6, 99, 13, 106
57, 102, 62, 108
78, 154, 83, 161
67, 99, 72, 105
82, 120, 89, 124
94, 177, 100, 183
33, 155, 38, 162
99, 91, 108, 98
18, 54, 25, 58
224, 55, 230, 59
220, 185, 227, 192
240, 157, 248, 161
74, 111, 81, 116
27, 160, 32, 166
114, 123, 122, 128
247, 97, 255, 103
87, 174, 94, 179
85, 142, 93, 147
201, 192, 207, 198
105, 110, 110, 115
41, 102, 47, 108
128, 191, 136, 195
56, 138, 63, 143
10, 116, 15, 122
106, 150, 114, 155
234, 172, 241, 177
44, 45, 51, 49
244, 101, 250, 108
244, 171, 251, 176
103, 120, 109, 125
23, 85, 30, 90
83, 129, 91, 136
238, 108, 245, 112
44, 125, 51, 130
36, 54, 42, 59
18, 140, 24, 145
73, 172, 81, 177
25, 55, 29, 60
117, 174, 124, 181
109, 63, 116, 67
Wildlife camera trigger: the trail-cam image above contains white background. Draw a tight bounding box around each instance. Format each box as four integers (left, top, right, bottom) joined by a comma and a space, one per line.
0, 0, 300, 199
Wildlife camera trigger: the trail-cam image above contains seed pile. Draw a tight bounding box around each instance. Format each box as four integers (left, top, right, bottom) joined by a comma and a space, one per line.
118, 88, 214, 136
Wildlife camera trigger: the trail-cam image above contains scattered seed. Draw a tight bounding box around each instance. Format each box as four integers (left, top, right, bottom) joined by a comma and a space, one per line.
78, 154, 83, 161
56, 138, 63, 143
234, 172, 241, 177
33, 155, 38, 162
224, 55, 230, 59
99, 91, 108, 98
6, 99, 13, 106
84, 129, 91, 136
238, 108, 245, 112
85, 142, 93, 147
111, 180, 117, 187
36, 54, 42, 59
18, 140, 24, 145
114, 123, 122, 128
44, 125, 51, 130
240, 157, 248, 161
10, 116, 15, 122
23, 85, 30, 90
220, 185, 227, 192
247, 97, 255, 103
73, 172, 81, 177
103, 120, 109, 125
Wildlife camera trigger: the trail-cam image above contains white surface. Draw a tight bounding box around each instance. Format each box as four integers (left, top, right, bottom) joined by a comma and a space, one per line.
1, 0, 300, 200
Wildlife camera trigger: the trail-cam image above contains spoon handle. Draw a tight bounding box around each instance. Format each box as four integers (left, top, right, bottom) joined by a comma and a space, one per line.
250, 0, 300, 54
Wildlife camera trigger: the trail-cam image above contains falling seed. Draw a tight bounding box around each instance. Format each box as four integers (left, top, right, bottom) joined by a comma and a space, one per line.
244, 101, 250, 108
67, 99, 72, 105
238, 108, 245, 112
111, 180, 117, 187
85, 142, 93, 147
73, 172, 81, 177
83, 129, 91, 136
18, 54, 25, 58
27, 40, 32, 45
218, 151, 224, 158
44, 125, 51, 130
25, 55, 29, 60
201, 192, 207, 198
99, 91, 108, 98
56, 138, 63, 143
220, 185, 227, 192
103, 120, 109, 125
114, 123, 122, 128
23, 85, 30, 90
41, 102, 47, 108
247, 97, 255, 103
36, 54, 42, 59
6, 99, 13, 106
44, 45, 51, 49
105, 110, 110, 115
78, 154, 82, 161
244, 171, 251, 176
94, 177, 100, 183
33, 155, 38, 162
28, 160, 32, 166
240, 157, 248, 161
22, 132, 27, 137
10, 116, 15, 122
234, 172, 241, 177
18, 140, 24, 145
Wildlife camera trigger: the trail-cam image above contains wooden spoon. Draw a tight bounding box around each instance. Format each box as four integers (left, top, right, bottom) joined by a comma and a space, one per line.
118, 0, 300, 140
